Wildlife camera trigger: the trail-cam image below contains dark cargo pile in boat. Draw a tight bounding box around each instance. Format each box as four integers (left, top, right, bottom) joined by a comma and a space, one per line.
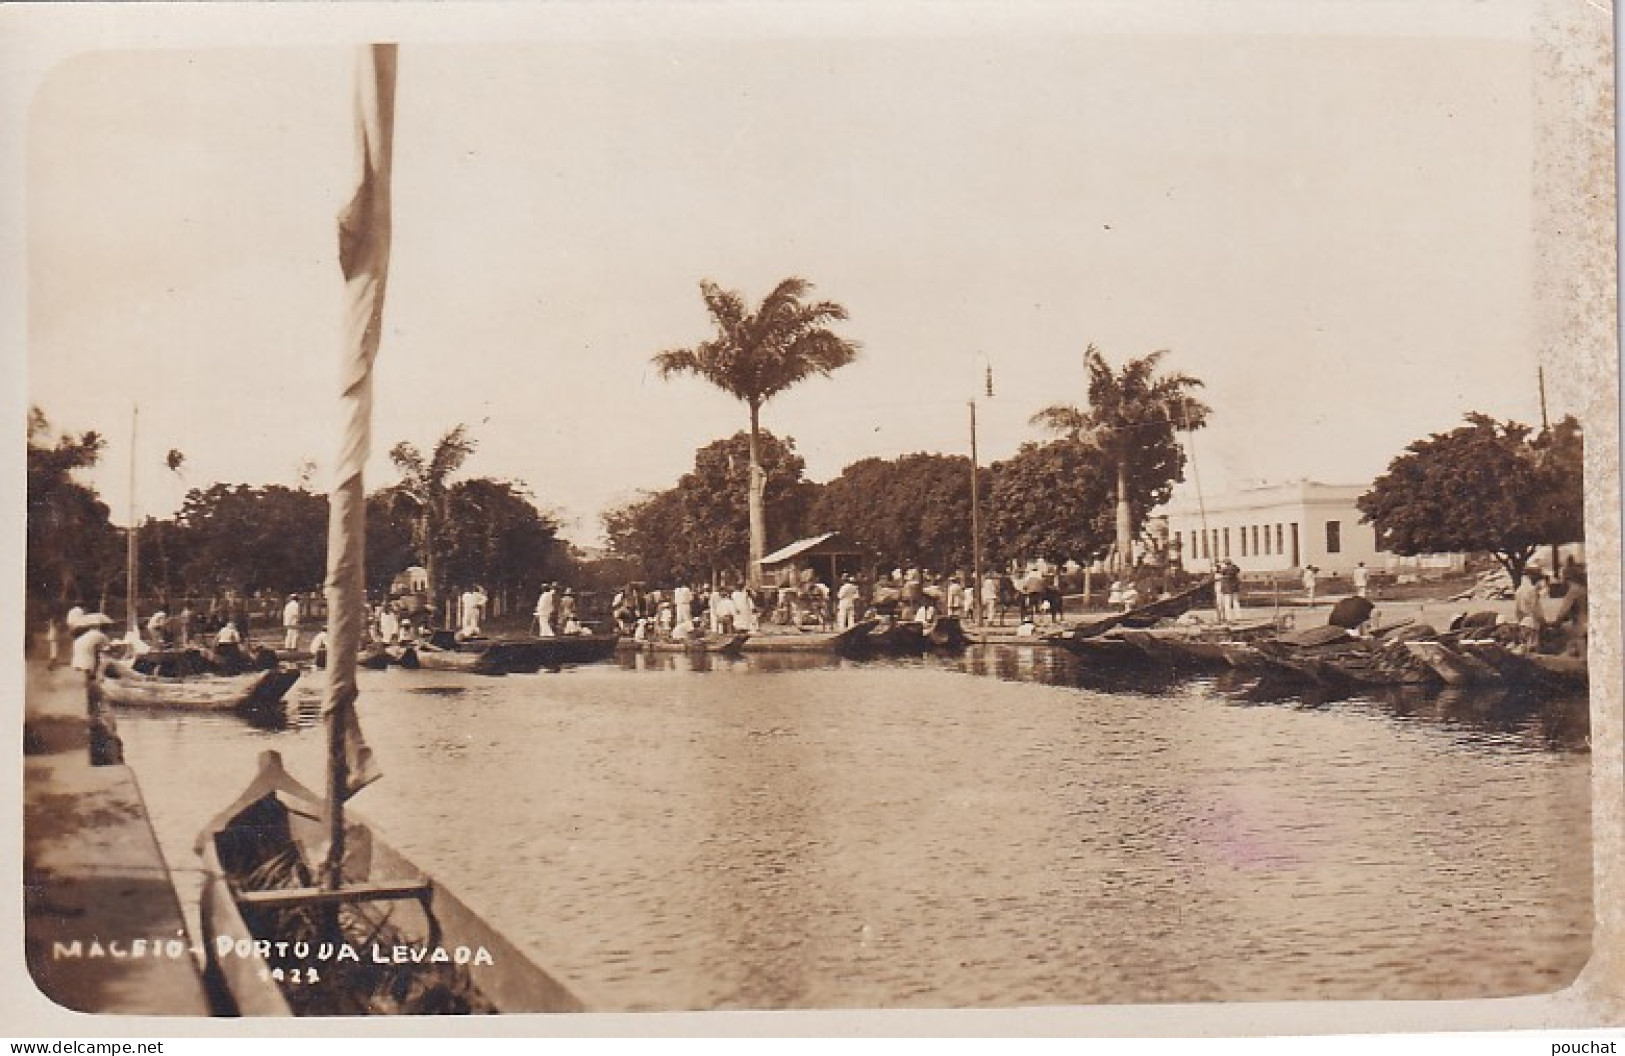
215, 797, 496, 1016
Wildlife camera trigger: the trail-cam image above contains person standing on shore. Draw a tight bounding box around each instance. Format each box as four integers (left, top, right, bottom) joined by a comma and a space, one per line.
69, 614, 121, 766
1513, 568, 1547, 651
535, 583, 557, 637
1352, 562, 1369, 599
836, 575, 860, 630
282, 594, 302, 651
732, 585, 756, 633
1302, 566, 1319, 606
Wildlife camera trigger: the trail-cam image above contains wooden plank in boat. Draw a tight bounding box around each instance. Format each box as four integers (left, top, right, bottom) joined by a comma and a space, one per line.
234, 878, 432, 910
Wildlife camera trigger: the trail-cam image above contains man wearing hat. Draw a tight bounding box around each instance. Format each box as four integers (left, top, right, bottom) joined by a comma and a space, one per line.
69, 612, 122, 765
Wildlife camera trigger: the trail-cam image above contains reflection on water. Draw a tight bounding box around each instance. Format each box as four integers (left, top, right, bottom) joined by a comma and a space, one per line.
115, 642, 1592, 1012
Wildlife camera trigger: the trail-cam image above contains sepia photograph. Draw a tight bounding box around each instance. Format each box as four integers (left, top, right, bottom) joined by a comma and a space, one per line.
6, 0, 1621, 1038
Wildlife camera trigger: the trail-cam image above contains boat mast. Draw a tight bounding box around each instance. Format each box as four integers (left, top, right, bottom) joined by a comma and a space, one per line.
126, 404, 139, 639
323, 42, 397, 895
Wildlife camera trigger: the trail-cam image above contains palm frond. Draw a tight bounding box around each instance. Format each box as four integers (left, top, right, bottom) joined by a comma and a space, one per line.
427, 425, 476, 485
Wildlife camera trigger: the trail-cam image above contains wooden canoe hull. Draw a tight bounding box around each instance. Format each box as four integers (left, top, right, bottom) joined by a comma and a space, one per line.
198, 764, 583, 1015
100, 665, 300, 717
739, 619, 879, 654
618, 633, 750, 654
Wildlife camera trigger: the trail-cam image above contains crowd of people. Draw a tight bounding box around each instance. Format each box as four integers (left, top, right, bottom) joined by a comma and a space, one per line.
601, 564, 1081, 642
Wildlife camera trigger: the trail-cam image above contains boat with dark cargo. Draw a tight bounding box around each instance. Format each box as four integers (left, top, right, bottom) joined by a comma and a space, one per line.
196, 751, 582, 1015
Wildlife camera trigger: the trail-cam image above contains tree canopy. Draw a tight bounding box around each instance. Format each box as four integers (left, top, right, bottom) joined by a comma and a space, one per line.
1357, 412, 1585, 581
603, 430, 811, 585
26, 407, 119, 617
810, 453, 975, 573
986, 438, 1116, 567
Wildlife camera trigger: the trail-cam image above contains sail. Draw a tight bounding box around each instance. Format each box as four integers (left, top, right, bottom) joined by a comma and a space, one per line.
324, 42, 397, 799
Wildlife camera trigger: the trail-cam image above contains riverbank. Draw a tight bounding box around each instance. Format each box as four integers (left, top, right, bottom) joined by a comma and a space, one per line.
21, 661, 214, 1016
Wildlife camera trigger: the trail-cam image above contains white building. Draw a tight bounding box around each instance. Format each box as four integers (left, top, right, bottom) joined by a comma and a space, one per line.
1160, 480, 1391, 576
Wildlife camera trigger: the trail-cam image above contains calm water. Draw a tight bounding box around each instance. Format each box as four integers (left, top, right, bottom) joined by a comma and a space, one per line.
114, 645, 1593, 1012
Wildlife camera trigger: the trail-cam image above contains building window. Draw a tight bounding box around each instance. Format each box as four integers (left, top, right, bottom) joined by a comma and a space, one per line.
1276, 524, 1284, 554
1223, 527, 1231, 557
1252, 525, 1260, 556
1240, 526, 1248, 556
1326, 520, 1341, 554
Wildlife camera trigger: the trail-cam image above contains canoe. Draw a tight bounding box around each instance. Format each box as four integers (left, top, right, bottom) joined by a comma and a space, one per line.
863, 620, 931, 655
1404, 640, 1505, 687
492, 634, 620, 672
410, 642, 510, 676
925, 616, 969, 652
618, 633, 750, 655
1063, 580, 1217, 640
195, 751, 583, 1015
100, 663, 300, 720
738, 619, 879, 654
1048, 632, 1146, 665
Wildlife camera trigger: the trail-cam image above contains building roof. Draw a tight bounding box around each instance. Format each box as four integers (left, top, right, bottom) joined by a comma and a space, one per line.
760, 532, 865, 567
1160, 479, 1370, 518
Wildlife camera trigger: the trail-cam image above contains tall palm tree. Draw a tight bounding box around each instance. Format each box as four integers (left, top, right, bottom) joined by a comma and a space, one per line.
1032, 345, 1210, 575
389, 424, 476, 623
654, 277, 859, 587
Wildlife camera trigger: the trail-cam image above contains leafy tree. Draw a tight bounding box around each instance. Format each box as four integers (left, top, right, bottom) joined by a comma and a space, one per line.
388, 424, 477, 620
365, 489, 416, 597
603, 488, 690, 586
653, 277, 859, 587
26, 407, 119, 621
677, 430, 812, 580
1031, 346, 1209, 573
172, 483, 329, 596
986, 438, 1116, 567
810, 453, 975, 572
1357, 413, 1585, 582
603, 430, 811, 584
438, 477, 568, 616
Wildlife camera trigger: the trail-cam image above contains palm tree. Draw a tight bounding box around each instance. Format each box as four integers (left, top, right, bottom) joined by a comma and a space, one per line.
1032, 345, 1210, 575
654, 277, 859, 587
389, 424, 476, 624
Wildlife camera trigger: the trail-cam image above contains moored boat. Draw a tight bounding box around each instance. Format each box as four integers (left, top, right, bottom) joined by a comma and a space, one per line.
738, 618, 879, 654
1404, 640, 1505, 686
491, 633, 620, 672
196, 751, 583, 1015
100, 662, 300, 721
618, 632, 750, 655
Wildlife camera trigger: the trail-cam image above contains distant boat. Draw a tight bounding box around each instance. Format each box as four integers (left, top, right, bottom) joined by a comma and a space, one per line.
738, 618, 878, 655
1055, 579, 1217, 642
619, 632, 750, 655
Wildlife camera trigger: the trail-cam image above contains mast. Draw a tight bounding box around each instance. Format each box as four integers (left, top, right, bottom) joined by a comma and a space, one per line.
323, 43, 397, 893
969, 399, 982, 628
126, 405, 139, 638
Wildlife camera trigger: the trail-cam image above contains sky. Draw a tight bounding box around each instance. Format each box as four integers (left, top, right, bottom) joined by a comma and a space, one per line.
19, 3, 1564, 547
